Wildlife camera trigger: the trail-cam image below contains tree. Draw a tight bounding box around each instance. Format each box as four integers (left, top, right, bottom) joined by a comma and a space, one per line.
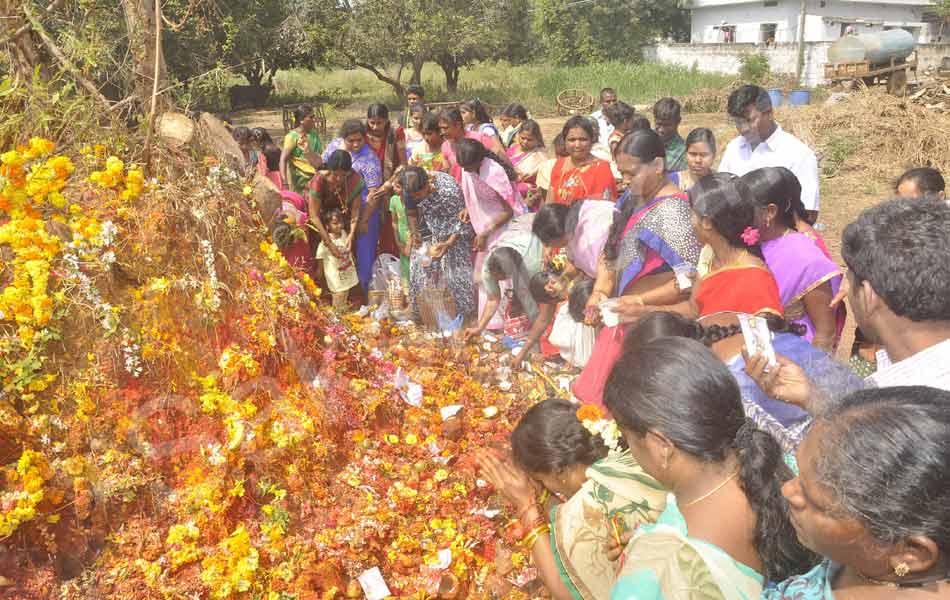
531, 0, 690, 65
162, 0, 325, 90
332, 0, 514, 96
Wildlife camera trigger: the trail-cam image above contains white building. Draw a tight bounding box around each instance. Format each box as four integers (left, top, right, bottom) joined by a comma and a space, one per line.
690, 0, 941, 45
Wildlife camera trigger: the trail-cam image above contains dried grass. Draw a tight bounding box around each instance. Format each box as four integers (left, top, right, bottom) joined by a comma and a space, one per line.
780, 88, 950, 181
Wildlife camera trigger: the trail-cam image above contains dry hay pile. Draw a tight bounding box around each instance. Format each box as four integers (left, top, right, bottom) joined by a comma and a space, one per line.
780, 88, 950, 182
908, 81, 950, 113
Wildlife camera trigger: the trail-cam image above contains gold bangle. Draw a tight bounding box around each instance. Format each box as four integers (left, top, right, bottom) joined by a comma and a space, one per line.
522, 524, 550, 549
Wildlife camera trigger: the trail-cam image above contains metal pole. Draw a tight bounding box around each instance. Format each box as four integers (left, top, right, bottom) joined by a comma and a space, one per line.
796, 0, 807, 84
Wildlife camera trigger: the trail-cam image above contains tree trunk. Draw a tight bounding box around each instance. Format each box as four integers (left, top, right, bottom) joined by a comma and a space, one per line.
438, 56, 460, 93
1, 0, 46, 81
120, 0, 169, 113
410, 55, 424, 85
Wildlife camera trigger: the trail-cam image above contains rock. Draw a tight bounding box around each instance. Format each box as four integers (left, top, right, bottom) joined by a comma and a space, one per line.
196, 112, 246, 173
252, 171, 282, 220
157, 112, 195, 148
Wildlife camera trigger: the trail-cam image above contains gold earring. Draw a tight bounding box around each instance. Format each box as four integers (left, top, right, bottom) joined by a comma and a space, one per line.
895, 562, 910, 578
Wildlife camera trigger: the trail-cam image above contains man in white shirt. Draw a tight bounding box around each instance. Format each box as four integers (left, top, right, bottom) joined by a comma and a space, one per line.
718, 84, 821, 223
746, 199, 950, 409
589, 87, 617, 148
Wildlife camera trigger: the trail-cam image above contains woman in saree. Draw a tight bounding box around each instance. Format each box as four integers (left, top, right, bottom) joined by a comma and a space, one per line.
605, 337, 817, 600
456, 138, 523, 327
686, 173, 784, 319
280, 104, 323, 194
742, 167, 844, 351
766, 386, 950, 600
547, 116, 617, 206
271, 190, 317, 276
533, 200, 615, 280
572, 130, 701, 406
307, 150, 364, 259
439, 108, 509, 183
397, 167, 476, 320
506, 119, 547, 201
476, 399, 668, 600
322, 120, 383, 293
670, 128, 716, 193
623, 312, 864, 452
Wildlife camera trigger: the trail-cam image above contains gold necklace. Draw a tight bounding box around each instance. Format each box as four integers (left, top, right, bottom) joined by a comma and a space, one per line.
680, 469, 740, 508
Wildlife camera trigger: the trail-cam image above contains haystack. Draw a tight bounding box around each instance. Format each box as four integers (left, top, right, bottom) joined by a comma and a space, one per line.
780, 88, 950, 181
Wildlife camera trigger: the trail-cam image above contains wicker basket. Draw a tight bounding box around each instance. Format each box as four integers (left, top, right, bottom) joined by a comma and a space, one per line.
387, 279, 405, 311
418, 286, 456, 331
556, 89, 595, 116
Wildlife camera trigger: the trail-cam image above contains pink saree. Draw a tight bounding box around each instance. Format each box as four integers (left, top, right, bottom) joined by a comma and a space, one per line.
567, 200, 615, 279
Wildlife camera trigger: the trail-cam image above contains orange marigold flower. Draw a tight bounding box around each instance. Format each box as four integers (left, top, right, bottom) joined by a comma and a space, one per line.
576, 404, 604, 423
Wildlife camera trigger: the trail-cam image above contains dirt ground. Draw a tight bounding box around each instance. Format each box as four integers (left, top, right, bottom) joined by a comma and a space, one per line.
233, 103, 901, 361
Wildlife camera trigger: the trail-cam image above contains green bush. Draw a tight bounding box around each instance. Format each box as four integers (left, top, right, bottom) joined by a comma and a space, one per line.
739, 53, 771, 85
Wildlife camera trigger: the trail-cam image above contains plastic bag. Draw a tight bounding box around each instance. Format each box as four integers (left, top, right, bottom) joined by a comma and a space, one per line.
370, 254, 401, 291
550, 304, 597, 368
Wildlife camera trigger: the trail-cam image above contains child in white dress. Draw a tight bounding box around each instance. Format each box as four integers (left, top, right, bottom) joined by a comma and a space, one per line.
315, 209, 359, 310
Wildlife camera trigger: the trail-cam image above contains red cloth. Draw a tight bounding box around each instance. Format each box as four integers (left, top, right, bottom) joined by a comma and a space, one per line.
548, 157, 617, 205
695, 266, 784, 318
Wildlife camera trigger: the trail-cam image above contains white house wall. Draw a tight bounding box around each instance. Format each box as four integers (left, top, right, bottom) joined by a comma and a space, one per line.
691, 0, 932, 44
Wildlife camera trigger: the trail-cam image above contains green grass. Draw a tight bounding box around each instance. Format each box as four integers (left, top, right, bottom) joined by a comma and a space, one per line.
273, 61, 734, 115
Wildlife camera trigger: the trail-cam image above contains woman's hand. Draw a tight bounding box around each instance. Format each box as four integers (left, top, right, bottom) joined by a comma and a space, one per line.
605, 531, 633, 562
742, 351, 813, 411
585, 290, 608, 326
473, 232, 488, 251
462, 326, 482, 341
458, 208, 470, 224
475, 451, 539, 512
614, 295, 647, 321
429, 242, 448, 260
830, 274, 850, 308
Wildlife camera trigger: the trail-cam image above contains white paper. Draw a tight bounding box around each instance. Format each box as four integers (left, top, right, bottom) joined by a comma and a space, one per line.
432, 548, 452, 570
737, 313, 776, 368
599, 299, 620, 328
471, 507, 502, 518
440, 404, 464, 421
482, 333, 498, 343
674, 269, 693, 290
403, 383, 423, 407
358, 567, 392, 600
394, 367, 408, 390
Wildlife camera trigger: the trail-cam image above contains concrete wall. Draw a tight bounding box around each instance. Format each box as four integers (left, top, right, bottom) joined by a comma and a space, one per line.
691, 0, 935, 44
643, 42, 950, 87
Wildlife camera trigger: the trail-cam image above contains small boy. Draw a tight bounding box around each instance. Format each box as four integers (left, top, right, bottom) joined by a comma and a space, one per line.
315, 209, 359, 311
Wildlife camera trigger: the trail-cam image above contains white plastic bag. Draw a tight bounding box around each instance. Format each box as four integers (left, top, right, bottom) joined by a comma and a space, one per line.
549, 304, 597, 368
370, 253, 401, 291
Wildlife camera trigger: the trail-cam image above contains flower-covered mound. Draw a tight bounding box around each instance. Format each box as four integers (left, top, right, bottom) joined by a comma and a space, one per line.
0, 138, 560, 599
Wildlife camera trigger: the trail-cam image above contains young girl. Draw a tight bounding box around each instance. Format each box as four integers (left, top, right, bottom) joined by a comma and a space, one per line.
404, 103, 426, 162
499, 103, 528, 148
409, 112, 448, 172
388, 177, 411, 290
251, 127, 284, 189
460, 99, 502, 147
505, 119, 547, 204
671, 128, 716, 193
315, 209, 359, 311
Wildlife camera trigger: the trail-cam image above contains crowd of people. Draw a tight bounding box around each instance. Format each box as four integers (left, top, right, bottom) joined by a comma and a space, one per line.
235, 82, 950, 600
